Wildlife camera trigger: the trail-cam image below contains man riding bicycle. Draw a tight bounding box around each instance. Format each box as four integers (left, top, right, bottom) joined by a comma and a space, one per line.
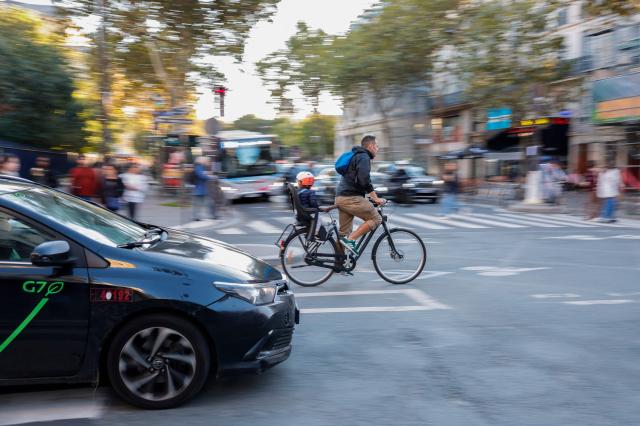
336, 135, 386, 255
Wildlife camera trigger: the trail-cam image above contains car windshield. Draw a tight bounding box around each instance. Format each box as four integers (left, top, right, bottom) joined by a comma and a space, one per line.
405, 167, 426, 177
3, 188, 148, 246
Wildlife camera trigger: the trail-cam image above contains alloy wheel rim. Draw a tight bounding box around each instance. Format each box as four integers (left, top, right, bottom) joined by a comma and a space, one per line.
119, 327, 197, 402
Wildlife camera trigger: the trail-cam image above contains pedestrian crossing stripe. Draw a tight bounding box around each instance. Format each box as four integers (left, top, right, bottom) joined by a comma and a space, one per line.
405, 213, 487, 229
210, 213, 640, 234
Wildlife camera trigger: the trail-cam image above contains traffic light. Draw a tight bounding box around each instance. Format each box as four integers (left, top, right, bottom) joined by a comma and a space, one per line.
213, 85, 226, 117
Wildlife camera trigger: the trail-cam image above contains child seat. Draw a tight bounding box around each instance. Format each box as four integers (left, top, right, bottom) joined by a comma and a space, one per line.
287, 183, 320, 241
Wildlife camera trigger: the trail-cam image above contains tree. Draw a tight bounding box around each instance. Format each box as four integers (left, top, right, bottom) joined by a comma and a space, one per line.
256, 22, 333, 114
257, 1, 457, 158
446, 0, 565, 121
232, 114, 276, 133
0, 7, 86, 151
582, 0, 640, 16
58, 0, 281, 151
297, 114, 336, 159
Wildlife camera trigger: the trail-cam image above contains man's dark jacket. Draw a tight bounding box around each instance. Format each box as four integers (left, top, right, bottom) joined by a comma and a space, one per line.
336, 146, 374, 197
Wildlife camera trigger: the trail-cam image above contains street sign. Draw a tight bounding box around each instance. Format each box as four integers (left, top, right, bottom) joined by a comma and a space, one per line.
155, 117, 193, 124
154, 106, 191, 117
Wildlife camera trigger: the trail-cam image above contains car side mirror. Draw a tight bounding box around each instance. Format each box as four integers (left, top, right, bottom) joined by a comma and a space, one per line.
31, 241, 74, 267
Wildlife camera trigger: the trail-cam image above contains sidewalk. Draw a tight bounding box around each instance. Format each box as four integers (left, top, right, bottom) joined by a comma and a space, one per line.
135, 185, 228, 230
463, 187, 640, 219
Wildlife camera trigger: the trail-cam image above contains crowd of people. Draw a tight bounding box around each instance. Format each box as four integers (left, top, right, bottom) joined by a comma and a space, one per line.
0, 148, 633, 226
0, 153, 151, 221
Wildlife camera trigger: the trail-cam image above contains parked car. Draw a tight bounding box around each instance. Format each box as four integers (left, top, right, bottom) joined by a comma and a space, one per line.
386, 166, 442, 203
314, 170, 390, 205
0, 176, 298, 409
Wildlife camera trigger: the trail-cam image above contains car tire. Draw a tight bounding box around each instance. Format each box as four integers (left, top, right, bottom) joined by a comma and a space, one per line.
107, 314, 211, 409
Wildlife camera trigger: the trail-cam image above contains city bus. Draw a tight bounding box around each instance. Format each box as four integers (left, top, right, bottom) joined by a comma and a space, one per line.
199, 131, 282, 200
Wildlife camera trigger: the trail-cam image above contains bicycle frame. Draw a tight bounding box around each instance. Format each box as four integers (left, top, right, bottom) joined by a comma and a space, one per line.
278, 206, 398, 273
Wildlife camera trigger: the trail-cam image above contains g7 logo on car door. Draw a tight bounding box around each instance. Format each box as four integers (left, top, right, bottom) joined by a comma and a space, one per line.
0, 281, 65, 353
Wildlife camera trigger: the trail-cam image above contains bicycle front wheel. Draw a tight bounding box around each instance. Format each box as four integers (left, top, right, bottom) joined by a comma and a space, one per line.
372, 228, 426, 284
281, 228, 337, 287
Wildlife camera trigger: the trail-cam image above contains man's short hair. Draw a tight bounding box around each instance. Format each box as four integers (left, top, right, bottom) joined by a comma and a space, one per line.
361, 135, 376, 148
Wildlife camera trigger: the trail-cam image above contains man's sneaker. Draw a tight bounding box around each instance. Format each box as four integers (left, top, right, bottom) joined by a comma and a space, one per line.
340, 236, 359, 255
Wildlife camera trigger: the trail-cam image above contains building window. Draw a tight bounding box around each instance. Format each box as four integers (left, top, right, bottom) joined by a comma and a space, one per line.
585, 30, 615, 69
557, 7, 568, 27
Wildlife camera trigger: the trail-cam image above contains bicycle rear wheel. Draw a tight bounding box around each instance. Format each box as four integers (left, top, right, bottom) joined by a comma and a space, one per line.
372, 228, 426, 284
281, 228, 337, 287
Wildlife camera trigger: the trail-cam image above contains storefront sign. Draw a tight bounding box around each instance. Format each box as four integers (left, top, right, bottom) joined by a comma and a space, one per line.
593, 72, 640, 124
487, 108, 512, 130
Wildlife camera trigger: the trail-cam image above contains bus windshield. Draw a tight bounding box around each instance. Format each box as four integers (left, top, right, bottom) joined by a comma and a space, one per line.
220, 141, 276, 178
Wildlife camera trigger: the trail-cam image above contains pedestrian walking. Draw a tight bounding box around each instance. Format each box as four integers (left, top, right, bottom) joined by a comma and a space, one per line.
70, 154, 99, 201
441, 162, 459, 216
542, 160, 566, 204
29, 156, 58, 187
101, 164, 125, 212
120, 163, 148, 220
192, 157, 212, 221
596, 161, 623, 223
582, 161, 600, 220
0, 154, 21, 177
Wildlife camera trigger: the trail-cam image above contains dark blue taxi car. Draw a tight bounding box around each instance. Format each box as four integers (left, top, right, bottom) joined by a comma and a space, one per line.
0, 176, 298, 409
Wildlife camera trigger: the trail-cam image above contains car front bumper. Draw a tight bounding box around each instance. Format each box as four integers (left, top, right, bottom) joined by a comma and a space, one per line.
197, 283, 299, 376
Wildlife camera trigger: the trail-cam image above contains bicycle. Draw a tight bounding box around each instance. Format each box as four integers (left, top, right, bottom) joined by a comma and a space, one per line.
276, 184, 427, 287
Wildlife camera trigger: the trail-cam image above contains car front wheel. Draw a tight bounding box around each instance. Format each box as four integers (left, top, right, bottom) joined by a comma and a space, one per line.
107, 314, 211, 409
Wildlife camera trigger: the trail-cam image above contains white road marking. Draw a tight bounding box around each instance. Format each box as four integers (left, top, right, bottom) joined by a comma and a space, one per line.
390, 215, 450, 230
489, 213, 562, 228
461, 266, 549, 277
406, 213, 487, 229
301, 306, 444, 313
296, 288, 451, 313
607, 292, 640, 297
554, 214, 626, 228
615, 218, 640, 229
498, 213, 594, 228
542, 234, 640, 241
272, 216, 294, 225
525, 214, 600, 228
561, 299, 635, 305
0, 395, 104, 426
216, 227, 246, 235
373, 270, 453, 282
530, 293, 581, 299
448, 214, 526, 228
246, 220, 282, 234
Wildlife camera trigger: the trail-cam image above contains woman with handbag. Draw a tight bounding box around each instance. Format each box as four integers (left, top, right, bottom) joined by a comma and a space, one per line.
101, 164, 125, 212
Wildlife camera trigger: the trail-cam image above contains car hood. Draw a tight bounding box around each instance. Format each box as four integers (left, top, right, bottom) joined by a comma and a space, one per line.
143, 230, 282, 282
409, 176, 436, 183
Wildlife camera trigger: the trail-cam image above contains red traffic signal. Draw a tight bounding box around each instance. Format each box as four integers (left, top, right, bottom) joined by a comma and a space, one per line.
214, 86, 226, 95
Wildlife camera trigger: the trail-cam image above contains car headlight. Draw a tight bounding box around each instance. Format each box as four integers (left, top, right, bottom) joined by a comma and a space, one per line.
402, 183, 415, 188
214, 281, 277, 305
432, 180, 444, 185
220, 186, 238, 192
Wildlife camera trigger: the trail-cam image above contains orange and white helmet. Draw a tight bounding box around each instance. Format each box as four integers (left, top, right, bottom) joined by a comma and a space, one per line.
296, 171, 315, 187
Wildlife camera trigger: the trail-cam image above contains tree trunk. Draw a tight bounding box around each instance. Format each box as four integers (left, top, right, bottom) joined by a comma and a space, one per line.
97, 0, 112, 154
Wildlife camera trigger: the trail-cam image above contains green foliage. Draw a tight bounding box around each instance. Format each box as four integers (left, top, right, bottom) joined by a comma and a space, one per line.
582, 0, 640, 16
229, 114, 336, 160
59, 0, 281, 106
256, 22, 333, 114
447, 0, 565, 119
0, 7, 86, 151
232, 114, 277, 133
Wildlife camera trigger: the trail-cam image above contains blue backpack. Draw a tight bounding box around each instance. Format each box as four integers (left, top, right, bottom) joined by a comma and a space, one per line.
335, 150, 355, 176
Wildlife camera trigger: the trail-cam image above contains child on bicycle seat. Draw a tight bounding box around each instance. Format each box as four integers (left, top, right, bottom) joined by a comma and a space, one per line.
296, 171, 336, 212
296, 171, 319, 210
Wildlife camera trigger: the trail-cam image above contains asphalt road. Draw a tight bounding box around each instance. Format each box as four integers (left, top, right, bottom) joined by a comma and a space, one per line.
2, 202, 640, 426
